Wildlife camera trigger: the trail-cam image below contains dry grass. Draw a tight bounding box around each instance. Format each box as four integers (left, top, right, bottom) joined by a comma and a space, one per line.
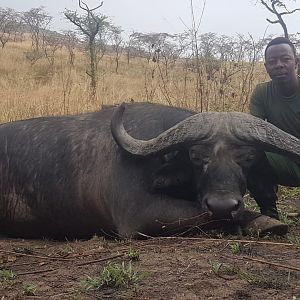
0, 40, 269, 123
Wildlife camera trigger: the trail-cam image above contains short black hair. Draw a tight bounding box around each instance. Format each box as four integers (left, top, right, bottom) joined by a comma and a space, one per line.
264, 37, 297, 58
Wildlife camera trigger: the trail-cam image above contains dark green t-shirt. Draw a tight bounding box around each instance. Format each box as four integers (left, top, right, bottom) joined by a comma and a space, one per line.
250, 79, 300, 139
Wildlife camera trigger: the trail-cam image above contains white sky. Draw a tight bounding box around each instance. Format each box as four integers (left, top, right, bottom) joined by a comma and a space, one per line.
0, 0, 299, 39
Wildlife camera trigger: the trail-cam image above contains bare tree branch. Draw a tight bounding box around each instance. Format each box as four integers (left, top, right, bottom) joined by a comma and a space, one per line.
260, 0, 276, 13
266, 18, 280, 23
258, 0, 299, 38
280, 8, 300, 15
79, 0, 103, 12
64, 1, 110, 100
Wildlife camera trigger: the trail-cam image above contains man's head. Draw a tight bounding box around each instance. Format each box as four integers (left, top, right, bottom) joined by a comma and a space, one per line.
264, 37, 299, 87
264, 37, 297, 58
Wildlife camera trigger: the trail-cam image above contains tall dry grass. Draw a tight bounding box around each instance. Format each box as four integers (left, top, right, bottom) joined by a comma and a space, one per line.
0, 40, 269, 123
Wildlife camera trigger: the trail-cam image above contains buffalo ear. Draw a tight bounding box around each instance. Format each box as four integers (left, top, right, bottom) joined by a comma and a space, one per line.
150, 163, 174, 191
189, 148, 204, 166
150, 152, 194, 193
150, 162, 196, 201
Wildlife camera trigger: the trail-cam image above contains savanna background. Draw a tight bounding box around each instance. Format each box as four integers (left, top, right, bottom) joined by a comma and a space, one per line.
1, 1, 299, 124
0, 1, 300, 299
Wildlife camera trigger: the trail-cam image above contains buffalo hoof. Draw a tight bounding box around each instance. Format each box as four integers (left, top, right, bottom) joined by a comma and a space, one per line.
242, 213, 288, 236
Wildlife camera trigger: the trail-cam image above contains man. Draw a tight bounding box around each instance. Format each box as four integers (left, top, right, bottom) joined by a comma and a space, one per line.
249, 36, 300, 223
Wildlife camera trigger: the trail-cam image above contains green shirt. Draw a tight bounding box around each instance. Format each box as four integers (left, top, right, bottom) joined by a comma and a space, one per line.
250, 79, 300, 139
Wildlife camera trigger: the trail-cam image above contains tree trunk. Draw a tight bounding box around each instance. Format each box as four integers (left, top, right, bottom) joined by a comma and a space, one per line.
89, 39, 97, 99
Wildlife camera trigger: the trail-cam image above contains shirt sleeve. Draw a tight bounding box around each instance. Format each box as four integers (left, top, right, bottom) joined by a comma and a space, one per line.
249, 84, 266, 120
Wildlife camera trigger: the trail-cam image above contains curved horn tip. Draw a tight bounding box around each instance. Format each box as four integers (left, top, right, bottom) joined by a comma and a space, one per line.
112, 102, 126, 118
118, 102, 126, 111
111, 102, 127, 135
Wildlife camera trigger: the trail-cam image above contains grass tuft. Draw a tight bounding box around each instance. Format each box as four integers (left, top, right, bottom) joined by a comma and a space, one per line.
229, 242, 243, 254
127, 246, 140, 261
211, 261, 290, 289
81, 261, 145, 290
278, 187, 300, 200
23, 284, 37, 296
287, 233, 300, 246
0, 270, 16, 281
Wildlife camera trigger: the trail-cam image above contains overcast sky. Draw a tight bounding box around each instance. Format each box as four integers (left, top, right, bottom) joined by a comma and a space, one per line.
0, 0, 299, 39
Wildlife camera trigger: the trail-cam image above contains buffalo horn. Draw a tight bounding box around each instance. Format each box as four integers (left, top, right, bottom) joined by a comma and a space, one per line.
111, 103, 300, 164
110, 103, 214, 157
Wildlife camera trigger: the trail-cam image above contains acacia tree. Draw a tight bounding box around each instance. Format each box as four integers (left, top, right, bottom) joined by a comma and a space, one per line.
64, 0, 109, 99
0, 8, 22, 49
62, 30, 78, 66
22, 7, 52, 52
110, 25, 123, 74
43, 33, 63, 66
125, 32, 139, 65
259, 0, 300, 38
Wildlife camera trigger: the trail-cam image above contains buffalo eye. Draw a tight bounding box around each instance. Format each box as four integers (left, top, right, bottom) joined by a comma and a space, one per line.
238, 153, 256, 169
189, 150, 209, 167
243, 153, 256, 163
162, 151, 179, 163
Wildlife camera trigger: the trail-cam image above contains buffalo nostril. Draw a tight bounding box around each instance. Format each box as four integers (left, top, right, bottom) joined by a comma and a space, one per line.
203, 196, 243, 219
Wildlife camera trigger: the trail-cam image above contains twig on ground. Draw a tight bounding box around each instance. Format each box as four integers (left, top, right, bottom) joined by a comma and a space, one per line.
16, 268, 56, 276
1, 261, 48, 268
0, 249, 75, 261
149, 236, 295, 247
241, 255, 300, 272
225, 254, 300, 272
76, 253, 124, 266
67, 246, 107, 259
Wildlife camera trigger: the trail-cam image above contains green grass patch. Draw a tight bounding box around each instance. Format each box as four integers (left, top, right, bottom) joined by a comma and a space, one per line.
0, 270, 16, 281
229, 242, 243, 254
287, 233, 300, 246
278, 208, 300, 226
127, 246, 140, 261
23, 284, 37, 296
278, 187, 300, 199
210, 261, 290, 289
211, 261, 240, 277
81, 261, 146, 290
244, 198, 260, 212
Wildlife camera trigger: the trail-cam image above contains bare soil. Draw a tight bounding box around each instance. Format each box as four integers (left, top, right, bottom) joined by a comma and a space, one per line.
0, 197, 299, 300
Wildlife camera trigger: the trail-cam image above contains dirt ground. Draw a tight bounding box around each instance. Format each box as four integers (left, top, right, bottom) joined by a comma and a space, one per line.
0, 196, 299, 300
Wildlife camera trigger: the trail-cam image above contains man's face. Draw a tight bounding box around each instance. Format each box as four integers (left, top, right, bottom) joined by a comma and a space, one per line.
264, 43, 299, 84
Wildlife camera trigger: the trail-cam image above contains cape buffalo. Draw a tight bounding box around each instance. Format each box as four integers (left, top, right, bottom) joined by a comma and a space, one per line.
0, 102, 299, 239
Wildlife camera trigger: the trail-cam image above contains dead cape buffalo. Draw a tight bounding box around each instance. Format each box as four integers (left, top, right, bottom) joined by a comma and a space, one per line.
0, 102, 299, 239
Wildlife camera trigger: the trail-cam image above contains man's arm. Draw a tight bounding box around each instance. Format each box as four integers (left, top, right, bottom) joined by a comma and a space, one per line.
249, 84, 266, 120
